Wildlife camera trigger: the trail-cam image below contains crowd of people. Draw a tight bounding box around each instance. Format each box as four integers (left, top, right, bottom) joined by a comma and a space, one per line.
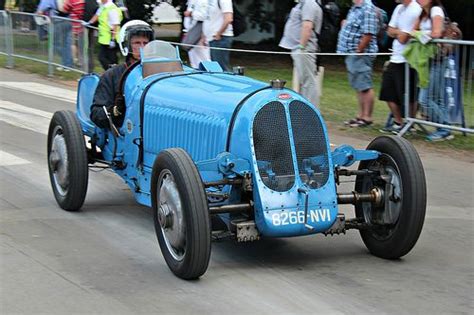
335, 0, 461, 141
8, 0, 463, 141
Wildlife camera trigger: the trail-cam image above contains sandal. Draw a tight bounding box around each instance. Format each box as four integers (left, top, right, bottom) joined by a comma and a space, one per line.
344, 117, 361, 125
349, 118, 373, 127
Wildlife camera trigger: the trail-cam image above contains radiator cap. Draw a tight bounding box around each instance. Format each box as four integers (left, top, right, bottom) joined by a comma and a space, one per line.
270, 79, 286, 89
233, 66, 245, 75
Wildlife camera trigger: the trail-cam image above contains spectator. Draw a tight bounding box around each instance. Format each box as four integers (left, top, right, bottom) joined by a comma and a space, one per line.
279, 0, 323, 107
62, 0, 85, 68
90, 20, 154, 129
203, 0, 233, 71
37, 0, 73, 71
379, 0, 421, 134
87, 0, 123, 70
337, 0, 378, 127
183, 0, 210, 68
414, 0, 453, 141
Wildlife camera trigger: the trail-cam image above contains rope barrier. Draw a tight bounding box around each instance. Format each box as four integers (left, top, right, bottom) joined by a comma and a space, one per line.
166, 40, 393, 56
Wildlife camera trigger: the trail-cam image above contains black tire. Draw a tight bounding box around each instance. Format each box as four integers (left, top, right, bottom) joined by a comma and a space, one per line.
151, 148, 211, 280
355, 136, 426, 259
47, 110, 88, 211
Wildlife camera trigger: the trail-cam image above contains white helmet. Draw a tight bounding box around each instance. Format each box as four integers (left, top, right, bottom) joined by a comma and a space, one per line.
118, 20, 155, 57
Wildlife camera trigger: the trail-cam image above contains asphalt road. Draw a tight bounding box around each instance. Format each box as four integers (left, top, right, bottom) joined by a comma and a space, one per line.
0, 68, 473, 314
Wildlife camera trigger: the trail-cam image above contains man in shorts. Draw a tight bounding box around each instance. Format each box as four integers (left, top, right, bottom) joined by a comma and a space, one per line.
379, 0, 421, 133
337, 0, 378, 127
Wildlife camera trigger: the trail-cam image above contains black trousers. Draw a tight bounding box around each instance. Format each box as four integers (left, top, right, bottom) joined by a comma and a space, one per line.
98, 44, 118, 70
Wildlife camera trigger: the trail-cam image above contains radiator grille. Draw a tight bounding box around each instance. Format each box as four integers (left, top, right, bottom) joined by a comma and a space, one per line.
253, 102, 295, 192
289, 101, 329, 189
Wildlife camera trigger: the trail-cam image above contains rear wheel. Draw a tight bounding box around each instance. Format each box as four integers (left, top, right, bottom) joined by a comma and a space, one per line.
151, 148, 211, 279
355, 136, 426, 259
47, 110, 89, 211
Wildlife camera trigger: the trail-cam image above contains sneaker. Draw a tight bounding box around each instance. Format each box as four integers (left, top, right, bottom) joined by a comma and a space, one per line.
56, 66, 71, 72
426, 129, 454, 142
380, 123, 402, 134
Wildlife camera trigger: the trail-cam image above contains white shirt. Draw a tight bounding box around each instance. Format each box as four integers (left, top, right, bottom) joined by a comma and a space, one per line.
419, 6, 445, 31
203, 0, 233, 41
389, 0, 422, 63
184, 0, 209, 30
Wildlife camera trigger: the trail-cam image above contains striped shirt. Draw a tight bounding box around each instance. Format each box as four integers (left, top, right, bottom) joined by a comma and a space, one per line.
337, 0, 378, 53
63, 0, 85, 34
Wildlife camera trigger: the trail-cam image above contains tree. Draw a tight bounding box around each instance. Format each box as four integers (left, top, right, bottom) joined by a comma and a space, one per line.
126, 0, 154, 22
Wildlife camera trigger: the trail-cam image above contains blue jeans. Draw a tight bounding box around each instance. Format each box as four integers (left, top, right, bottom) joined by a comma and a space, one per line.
209, 36, 233, 71
419, 60, 448, 124
53, 19, 73, 68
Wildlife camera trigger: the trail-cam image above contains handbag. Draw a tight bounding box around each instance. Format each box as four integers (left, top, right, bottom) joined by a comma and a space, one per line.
181, 21, 203, 52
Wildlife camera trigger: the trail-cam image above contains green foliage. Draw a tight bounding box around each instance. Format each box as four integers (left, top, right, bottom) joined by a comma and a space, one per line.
126, 0, 154, 22
15, 0, 38, 12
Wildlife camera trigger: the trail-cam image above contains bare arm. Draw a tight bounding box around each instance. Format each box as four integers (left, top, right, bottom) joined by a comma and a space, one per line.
88, 14, 98, 24
357, 34, 372, 53
112, 24, 120, 40
214, 12, 233, 40
387, 26, 400, 38
413, 18, 421, 32
430, 15, 444, 38
388, 26, 410, 44
299, 20, 314, 47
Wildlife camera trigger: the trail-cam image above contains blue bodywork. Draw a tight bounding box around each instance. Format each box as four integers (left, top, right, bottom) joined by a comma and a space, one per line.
76, 41, 379, 238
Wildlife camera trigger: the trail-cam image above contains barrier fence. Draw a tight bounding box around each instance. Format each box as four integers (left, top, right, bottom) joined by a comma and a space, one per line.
401, 39, 473, 136
0, 10, 472, 137
0, 10, 93, 75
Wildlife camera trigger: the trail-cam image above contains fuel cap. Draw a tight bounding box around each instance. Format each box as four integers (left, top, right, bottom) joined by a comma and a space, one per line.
270, 79, 286, 89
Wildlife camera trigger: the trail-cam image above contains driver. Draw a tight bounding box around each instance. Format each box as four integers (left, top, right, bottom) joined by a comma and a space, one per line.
90, 20, 154, 129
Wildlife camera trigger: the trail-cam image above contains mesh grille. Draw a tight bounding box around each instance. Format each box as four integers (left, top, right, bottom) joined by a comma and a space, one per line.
253, 102, 295, 192
289, 101, 329, 188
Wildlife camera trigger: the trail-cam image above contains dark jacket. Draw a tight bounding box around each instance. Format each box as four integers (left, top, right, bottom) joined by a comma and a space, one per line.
90, 62, 129, 129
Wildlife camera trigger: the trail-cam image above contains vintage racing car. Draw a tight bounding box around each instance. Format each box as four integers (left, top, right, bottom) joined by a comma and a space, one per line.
47, 41, 427, 280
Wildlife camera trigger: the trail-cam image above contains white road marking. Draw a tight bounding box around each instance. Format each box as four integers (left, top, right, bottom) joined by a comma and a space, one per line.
0, 81, 76, 103
0, 150, 31, 166
0, 100, 52, 135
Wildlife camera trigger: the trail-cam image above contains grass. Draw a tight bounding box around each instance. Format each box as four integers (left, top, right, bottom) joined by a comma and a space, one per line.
237, 53, 473, 152
1, 46, 472, 152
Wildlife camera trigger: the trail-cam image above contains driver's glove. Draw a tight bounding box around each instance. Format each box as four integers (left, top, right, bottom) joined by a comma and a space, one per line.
113, 100, 125, 117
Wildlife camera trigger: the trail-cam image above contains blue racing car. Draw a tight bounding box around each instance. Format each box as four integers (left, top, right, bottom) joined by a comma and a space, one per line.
47, 41, 427, 279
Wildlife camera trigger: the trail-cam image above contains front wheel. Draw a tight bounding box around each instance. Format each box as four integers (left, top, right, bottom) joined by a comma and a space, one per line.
355, 136, 426, 259
47, 110, 88, 211
151, 148, 211, 280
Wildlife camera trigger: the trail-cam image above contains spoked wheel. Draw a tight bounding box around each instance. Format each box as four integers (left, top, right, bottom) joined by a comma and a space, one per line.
355, 136, 426, 259
151, 148, 211, 280
47, 110, 88, 211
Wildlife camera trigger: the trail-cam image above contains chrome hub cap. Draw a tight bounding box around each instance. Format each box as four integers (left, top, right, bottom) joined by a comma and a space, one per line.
158, 202, 174, 229
385, 166, 402, 222
157, 170, 186, 261
49, 127, 69, 196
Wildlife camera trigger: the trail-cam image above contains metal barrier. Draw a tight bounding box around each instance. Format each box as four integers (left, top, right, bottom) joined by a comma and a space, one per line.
402, 39, 473, 137
0, 10, 13, 67
0, 10, 93, 75
1, 10, 471, 141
